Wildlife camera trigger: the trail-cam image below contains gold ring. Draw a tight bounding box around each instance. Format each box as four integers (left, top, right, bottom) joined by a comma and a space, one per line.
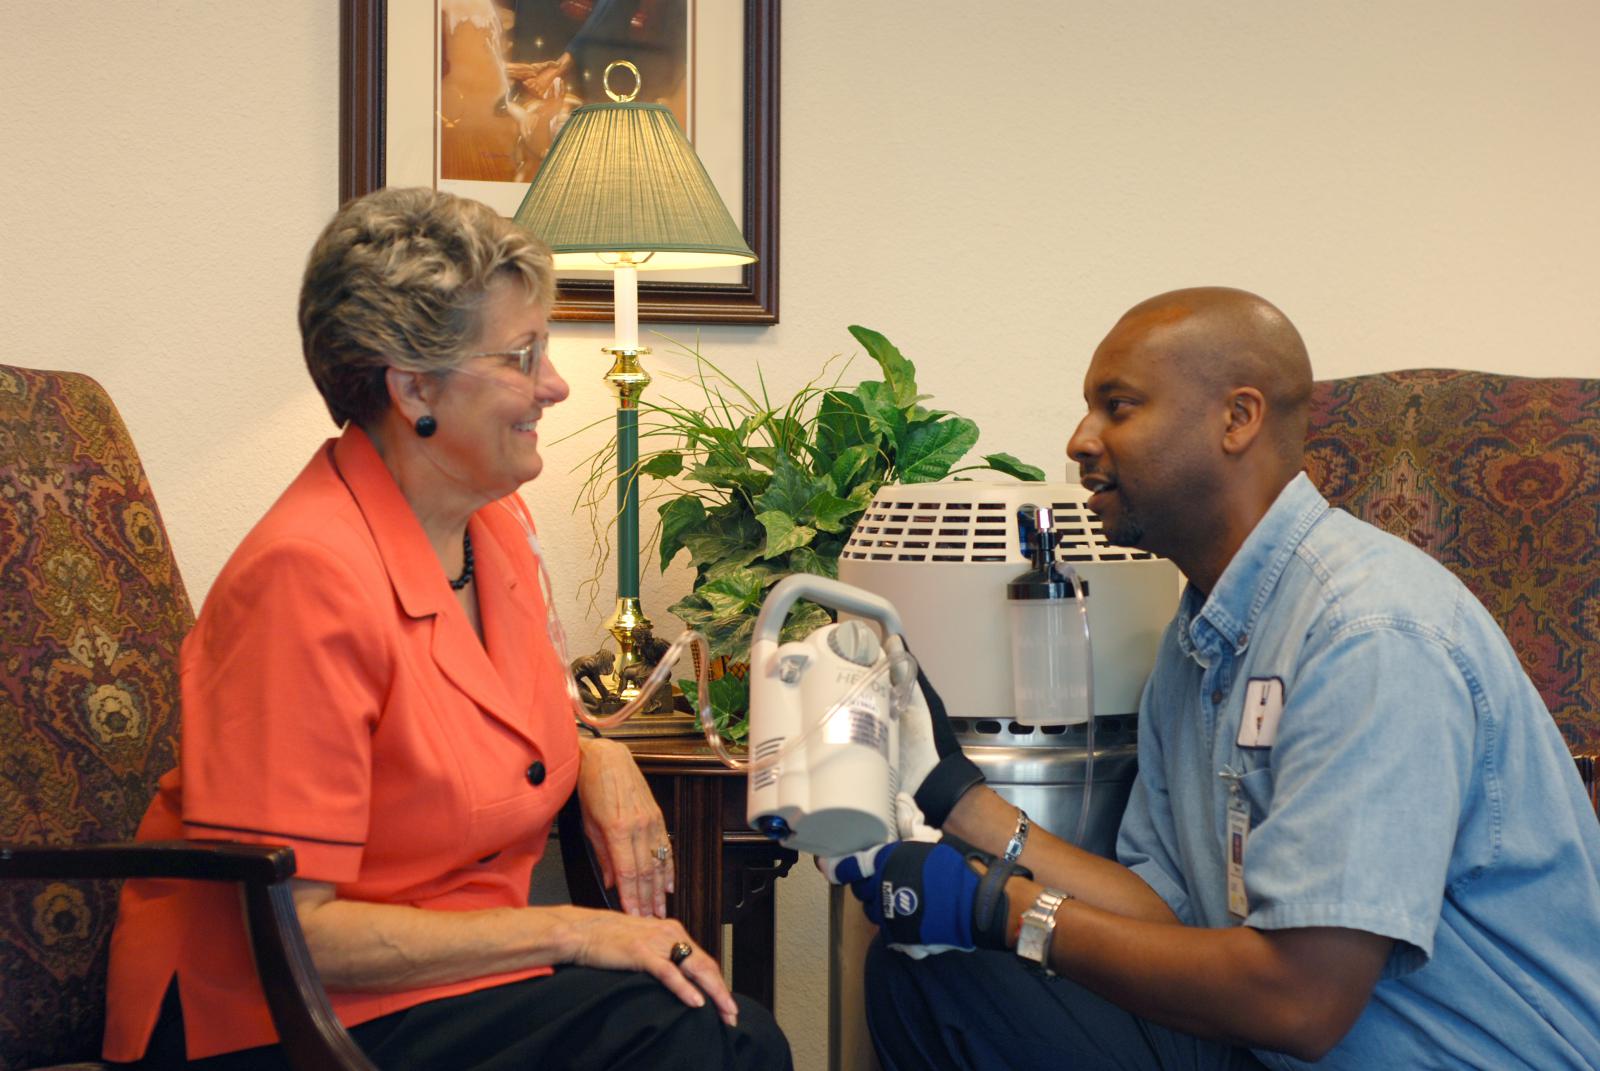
669, 941, 693, 966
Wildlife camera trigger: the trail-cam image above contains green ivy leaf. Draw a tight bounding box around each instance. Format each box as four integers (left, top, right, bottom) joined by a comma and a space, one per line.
753, 454, 834, 518
844, 481, 879, 511
778, 600, 835, 643
668, 594, 756, 661
697, 578, 763, 619
671, 571, 766, 652
681, 515, 764, 574
696, 423, 753, 467
639, 452, 684, 478
854, 381, 910, 448
815, 389, 875, 462
755, 510, 818, 558
710, 557, 787, 584
897, 417, 980, 483
828, 443, 875, 494
848, 324, 919, 408
656, 495, 706, 572
803, 490, 863, 533
681, 674, 752, 743
690, 462, 770, 496
785, 545, 839, 579
983, 452, 1047, 481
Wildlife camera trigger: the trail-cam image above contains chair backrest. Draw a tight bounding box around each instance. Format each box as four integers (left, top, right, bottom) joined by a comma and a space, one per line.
0, 365, 194, 1068
1304, 370, 1600, 772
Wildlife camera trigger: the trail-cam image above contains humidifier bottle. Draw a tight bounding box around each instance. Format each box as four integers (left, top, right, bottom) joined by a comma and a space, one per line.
1008, 504, 1091, 726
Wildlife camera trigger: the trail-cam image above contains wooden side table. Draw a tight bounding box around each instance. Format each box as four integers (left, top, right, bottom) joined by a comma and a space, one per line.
559, 736, 798, 1010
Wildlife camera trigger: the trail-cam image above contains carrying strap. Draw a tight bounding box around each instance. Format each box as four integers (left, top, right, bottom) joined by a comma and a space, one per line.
942, 834, 1031, 950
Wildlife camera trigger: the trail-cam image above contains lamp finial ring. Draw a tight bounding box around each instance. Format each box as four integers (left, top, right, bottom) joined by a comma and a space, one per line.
603, 60, 642, 103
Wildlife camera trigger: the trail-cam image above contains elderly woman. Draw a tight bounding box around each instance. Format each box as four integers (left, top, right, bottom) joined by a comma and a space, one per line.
103, 188, 790, 1070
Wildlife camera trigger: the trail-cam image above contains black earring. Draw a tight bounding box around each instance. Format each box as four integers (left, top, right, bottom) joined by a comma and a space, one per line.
414, 414, 437, 438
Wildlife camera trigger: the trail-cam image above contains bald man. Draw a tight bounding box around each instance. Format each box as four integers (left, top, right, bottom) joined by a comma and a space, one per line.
849, 289, 1600, 1070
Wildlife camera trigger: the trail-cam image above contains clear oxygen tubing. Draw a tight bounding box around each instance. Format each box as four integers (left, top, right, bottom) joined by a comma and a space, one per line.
1053, 560, 1097, 849
498, 498, 909, 772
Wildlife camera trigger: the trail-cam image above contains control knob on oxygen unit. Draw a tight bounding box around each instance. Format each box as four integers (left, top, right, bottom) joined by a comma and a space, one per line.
827, 619, 881, 667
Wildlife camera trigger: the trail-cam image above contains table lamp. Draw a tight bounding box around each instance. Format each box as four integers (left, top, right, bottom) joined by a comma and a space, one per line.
513, 61, 755, 727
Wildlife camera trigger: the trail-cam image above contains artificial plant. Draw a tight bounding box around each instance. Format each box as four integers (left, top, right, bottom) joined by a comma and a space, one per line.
576, 324, 1044, 741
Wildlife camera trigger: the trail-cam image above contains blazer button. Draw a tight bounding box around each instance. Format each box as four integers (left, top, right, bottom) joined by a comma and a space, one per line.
526, 761, 546, 786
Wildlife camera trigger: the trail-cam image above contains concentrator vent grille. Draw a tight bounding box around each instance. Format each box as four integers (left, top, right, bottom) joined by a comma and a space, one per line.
841, 482, 1158, 565
751, 737, 784, 791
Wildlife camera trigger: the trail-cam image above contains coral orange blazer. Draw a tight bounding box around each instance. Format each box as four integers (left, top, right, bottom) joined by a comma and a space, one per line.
104, 426, 580, 1061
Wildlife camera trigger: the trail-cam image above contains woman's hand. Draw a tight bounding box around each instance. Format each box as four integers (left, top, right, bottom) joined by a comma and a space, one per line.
567, 908, 739, 1027
576, 736, 673, 917
290, 882, 736, 1026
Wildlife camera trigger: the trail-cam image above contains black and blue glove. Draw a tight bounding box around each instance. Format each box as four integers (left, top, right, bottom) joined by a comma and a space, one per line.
825, 838, 1028, 955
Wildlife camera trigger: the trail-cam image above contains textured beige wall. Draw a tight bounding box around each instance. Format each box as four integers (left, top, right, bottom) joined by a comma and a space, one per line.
5, 4, 1598, 1070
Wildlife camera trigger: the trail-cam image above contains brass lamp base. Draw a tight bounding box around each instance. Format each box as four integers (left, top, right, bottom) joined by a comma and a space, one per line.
571, 597, 702, 737
604, 596, 654, 685
579, 675, 701, 738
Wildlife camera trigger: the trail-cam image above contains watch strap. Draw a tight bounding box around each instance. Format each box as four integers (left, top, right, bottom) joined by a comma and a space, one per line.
939, 834, 1032, 950
972, 858, 1029, 949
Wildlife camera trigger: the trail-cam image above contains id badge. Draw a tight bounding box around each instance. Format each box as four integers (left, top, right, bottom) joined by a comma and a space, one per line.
1226, 789, 1250, 920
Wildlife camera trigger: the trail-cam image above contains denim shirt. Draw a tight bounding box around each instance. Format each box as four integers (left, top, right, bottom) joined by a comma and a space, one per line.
1116, 473, 1600, 1070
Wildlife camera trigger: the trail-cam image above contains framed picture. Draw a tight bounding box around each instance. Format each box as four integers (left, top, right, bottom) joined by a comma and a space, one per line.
340, 0, 779, 325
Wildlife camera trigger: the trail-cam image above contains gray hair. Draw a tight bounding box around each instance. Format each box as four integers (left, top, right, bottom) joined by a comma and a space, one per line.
298, 187, 555, 427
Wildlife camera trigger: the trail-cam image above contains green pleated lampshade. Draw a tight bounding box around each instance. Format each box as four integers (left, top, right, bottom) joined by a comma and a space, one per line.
513, 101, 756, 271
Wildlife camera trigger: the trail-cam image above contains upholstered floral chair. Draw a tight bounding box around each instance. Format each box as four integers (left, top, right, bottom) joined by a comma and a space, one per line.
0, 366, 373, 1070
1304, 369, 1599, 812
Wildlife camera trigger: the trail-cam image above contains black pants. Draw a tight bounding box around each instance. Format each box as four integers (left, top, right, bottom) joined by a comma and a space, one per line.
131, 968, 791, 1071
866, 937, 1269, 1071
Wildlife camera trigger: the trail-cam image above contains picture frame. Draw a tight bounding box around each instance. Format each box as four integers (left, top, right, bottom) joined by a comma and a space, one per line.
339, 0, 779, 325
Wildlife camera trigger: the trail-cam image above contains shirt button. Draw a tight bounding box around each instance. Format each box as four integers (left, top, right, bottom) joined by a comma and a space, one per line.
1211, 690, 1224, 705
526, 761, 546, 786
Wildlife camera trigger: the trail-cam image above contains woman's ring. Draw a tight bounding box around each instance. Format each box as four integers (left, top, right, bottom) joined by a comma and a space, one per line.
669, 941, 693, 966
654, 843, 671, 864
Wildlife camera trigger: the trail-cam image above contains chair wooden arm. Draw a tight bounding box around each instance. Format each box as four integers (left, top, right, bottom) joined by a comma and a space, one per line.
556, 793, 622, 912
0, 841, 376, 1071
1576, 755, 1598, 817
0, 840, 293, 882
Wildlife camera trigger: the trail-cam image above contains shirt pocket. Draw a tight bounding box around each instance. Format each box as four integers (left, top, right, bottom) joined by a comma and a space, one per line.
1229, 760, 1275, 823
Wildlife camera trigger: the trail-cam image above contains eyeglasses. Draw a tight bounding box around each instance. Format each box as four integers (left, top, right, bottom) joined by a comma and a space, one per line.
463, 336, 546, 380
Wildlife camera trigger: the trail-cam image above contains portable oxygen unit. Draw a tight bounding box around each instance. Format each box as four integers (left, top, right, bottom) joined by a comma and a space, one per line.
745, 481, 1180, 859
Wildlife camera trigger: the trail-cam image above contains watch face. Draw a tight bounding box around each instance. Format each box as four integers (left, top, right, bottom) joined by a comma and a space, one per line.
1018, 914, 1048, 960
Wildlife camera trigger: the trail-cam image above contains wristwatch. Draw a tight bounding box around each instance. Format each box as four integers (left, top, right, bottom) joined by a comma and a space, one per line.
1015, 887, 1070, 974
